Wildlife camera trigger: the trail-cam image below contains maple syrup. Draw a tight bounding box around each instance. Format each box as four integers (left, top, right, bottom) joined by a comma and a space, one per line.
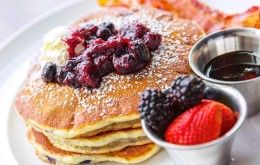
204, 51, 260, 81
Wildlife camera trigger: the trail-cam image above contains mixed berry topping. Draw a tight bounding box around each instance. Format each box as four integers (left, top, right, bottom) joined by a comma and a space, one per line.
41, 22, 162, 88
139, 75, 236, 142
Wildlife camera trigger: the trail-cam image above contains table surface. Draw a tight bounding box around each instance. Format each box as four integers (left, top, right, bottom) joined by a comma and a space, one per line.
0, 0, 259, 45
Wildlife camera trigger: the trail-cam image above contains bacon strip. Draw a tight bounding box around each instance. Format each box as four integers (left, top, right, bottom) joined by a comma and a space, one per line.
98, 0, 260, 33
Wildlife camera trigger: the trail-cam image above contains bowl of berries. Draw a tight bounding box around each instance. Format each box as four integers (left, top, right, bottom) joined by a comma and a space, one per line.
139, 75, 247, 165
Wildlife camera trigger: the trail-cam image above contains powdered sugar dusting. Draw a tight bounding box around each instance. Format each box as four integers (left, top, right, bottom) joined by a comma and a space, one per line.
20, 7, 203, 127
73, 8, 203, 113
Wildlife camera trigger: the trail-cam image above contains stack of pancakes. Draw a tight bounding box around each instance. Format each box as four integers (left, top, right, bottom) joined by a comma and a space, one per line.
15, 7, 203, 164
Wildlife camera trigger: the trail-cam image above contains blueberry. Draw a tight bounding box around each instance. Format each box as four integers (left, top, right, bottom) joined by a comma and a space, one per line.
56, 67, 68, 84
46, 156, 55, 164
41, 62, 57, 83
129, 40, 150, 62
65, 60, 78, 71
80, 160, 91, 165
96, 27, 112, 40
101, 22, 115, 32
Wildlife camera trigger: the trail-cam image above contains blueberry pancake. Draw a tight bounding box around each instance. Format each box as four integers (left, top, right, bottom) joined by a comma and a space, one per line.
28, 128, 160, 164
15, 6, 203, 164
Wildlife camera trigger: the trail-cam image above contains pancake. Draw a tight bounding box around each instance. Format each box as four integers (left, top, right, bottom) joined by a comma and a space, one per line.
48, 136, 150, 154
37, 127, 146, 147
33, 127, 150, 154
28, 128, 160, 164
30, 118, 141, 138
15, 7, 204, 138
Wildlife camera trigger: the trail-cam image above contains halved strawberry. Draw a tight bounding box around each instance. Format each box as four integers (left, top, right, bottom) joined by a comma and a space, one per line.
218, 102, 235, 135
165, 100, 223, 145
202, 100, 235, 135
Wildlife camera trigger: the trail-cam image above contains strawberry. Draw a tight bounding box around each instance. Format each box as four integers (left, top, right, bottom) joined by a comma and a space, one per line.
218, 102, 235, 135
202, 100, 235, 135
165, 100, 223, 145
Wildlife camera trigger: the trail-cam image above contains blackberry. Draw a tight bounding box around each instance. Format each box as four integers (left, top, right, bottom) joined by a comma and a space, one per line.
139, 89, 175, 138
167, 75, 205, 112
41, 62, 57, 83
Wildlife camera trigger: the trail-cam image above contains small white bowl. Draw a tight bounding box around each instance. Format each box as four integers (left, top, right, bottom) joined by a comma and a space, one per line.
141, 83, 247, 165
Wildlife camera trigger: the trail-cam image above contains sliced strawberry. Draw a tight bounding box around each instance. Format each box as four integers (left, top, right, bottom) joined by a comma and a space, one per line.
165, 100, 223, 145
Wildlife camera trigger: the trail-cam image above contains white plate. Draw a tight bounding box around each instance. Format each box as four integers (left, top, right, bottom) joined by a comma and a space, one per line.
0, 0, 260, 164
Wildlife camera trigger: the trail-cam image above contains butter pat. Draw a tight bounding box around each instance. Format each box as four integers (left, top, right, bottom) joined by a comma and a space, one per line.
40, 26, 72, 66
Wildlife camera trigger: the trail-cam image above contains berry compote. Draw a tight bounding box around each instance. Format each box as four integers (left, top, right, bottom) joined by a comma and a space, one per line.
41, 22, 162, 88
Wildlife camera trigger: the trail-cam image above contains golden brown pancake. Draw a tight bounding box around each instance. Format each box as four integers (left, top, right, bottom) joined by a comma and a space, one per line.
33, 127, 151, 154
15, 6, 203, 139
48, 136, 150, 154
47, 128, 146, 147
28, 128, 160, 164
30, 118, 141, 138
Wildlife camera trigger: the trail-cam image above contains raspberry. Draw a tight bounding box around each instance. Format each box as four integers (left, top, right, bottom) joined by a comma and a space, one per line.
41, 62, 57, 83
113, 53, 137, 75
139, 89, 175, 138
93, 54, 114, 76
75, 61, 101, 88
120, 22, 149, 39
144, 32, 162, 51
83, 24, 98, 35
167, 75, 205, 112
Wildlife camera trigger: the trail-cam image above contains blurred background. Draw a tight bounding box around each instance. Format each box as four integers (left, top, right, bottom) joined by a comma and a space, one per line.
0, 0, 75, 44
0, 0, 259, 45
